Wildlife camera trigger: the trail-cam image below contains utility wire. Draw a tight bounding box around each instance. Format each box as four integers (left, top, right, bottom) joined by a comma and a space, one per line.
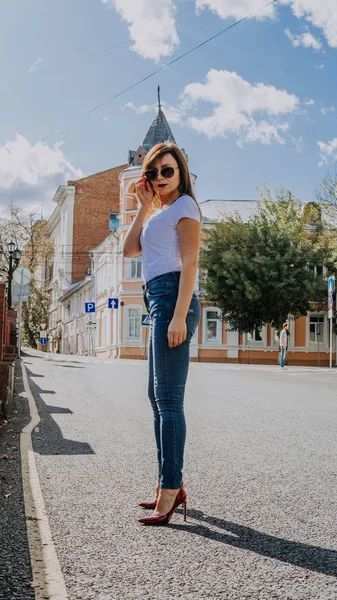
41, 0, 276, 142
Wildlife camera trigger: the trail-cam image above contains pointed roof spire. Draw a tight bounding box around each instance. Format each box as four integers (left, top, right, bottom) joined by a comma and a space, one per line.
141, 88, 176, 153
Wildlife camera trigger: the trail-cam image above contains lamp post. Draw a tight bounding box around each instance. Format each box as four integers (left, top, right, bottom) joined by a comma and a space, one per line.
7, 241, 22, 310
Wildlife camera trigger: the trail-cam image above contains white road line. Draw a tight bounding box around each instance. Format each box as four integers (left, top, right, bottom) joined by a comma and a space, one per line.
21, 361, 69, 600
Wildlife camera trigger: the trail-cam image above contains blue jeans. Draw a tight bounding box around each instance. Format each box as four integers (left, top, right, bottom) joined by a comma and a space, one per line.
142, 271, 200, 489
280, 346, 286, 368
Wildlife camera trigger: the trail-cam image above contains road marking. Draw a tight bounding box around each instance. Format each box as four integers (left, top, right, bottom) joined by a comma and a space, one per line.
21, 361, 69, 600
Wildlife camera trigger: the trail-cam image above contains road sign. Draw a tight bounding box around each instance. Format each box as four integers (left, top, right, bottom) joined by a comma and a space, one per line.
12, 294, 29, 303
108, 298, 119, 309
85, 302, 96, 313
12, 284, 31, 297
40, 323, 47, 330
141, 313, 151, 327
328, 294, 333, 310
328, 276, 335, 295
86, 320, 97, 330
12, 267, 32, 285
40, 338, 47, 345
40, 330, 47, 338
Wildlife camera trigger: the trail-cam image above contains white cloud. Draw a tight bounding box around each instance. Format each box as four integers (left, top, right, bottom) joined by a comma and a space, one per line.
125, 102, 153, 115
181, 69, 299, 146
0, 134, 83, 214
315, 63, 325, 70
304, 98, 315, 106
195, 1, 337, 49
29, 57, 42, 73
318, 138, 337, 166
292, 136, 304, 153
125, 101, 184, 124
101, 0, 178, 61
285, 28, 321, 50
195, 0, 276, 20
280, 0, 337, 48
321, 106, 335, 116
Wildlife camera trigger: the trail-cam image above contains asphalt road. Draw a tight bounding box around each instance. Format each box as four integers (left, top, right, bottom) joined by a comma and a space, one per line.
23, 349, 337, 600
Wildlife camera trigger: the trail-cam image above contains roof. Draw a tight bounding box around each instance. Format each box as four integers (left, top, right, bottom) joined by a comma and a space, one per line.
200, 199, 259, 223
59, 277, 90, 301
141, 107, 176, 153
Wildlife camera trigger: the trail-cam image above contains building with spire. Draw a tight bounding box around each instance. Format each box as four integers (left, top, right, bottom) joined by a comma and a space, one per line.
128, 86, 177, 166
48, 88, 197, 358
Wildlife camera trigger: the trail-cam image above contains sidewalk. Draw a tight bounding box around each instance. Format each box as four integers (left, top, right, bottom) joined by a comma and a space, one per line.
0, 360, 34, 600
25, 347, 337, 373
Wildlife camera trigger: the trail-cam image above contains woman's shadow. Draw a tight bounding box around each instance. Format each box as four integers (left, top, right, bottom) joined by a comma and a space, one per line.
172, 508, 337, 578
25, 366, 94, 456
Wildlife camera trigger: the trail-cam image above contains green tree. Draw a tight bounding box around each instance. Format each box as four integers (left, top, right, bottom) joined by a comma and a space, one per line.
0, 204, 53, 347
200, 188, 333, 334
20, 219, 53, 348
316, 165, 337, 226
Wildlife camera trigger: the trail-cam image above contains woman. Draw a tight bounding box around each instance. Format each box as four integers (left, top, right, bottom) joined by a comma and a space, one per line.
123, 142, 201, 525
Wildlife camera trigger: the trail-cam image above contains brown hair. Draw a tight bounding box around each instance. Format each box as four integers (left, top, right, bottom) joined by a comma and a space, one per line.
283, 322, 288, 328
142, 142, 202, 216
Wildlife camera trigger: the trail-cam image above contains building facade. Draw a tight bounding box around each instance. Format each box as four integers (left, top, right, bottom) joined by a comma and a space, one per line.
48, 96, 335, 366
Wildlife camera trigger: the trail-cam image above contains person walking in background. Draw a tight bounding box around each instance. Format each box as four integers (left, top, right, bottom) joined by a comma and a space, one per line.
280, 322, 289, 368
123, 142, 201, 525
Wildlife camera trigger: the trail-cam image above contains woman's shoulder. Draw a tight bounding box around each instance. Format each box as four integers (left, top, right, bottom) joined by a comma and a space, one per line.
176, 194, 194, 203
171, 194, 201, 223
175, 194, 201, 213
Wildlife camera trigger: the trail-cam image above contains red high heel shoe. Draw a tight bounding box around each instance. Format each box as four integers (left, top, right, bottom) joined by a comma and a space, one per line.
139, 480, 184, 510
138, 499, 157, 509
138, 488, 187, 525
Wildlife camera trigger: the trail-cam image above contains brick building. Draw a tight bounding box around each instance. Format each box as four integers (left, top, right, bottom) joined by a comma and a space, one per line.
47, 164, 127, 351
0, 282, 16, 417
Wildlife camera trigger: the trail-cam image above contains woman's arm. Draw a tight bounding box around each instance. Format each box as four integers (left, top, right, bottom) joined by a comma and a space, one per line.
122, 175, 153, 258
122, 205, 149, 258
167, 217, 200, 348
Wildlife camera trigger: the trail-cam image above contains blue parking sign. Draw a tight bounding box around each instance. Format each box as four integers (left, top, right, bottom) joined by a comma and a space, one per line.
108, 298, 119, 309
85, 302, 96, 313
40, 338, 47, 345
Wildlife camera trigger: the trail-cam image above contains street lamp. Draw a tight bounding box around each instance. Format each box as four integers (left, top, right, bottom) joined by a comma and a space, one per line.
7, 241, 22, 310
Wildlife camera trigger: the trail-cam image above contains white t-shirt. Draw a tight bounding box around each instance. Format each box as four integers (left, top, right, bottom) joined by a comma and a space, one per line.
280, 329, 287, 348
140, 194, 201, 283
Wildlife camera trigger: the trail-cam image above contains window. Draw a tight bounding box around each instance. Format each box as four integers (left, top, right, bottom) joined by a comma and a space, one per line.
109, 213, 120, 231
309, 315, 324, 343
128, 309, 140, 339
130, 258, 142, 279
312, 265, 325, 277
247, 327, 263, 343
205, 310, 220, 342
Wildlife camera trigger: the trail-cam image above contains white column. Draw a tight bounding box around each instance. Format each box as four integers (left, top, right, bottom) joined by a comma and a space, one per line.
227, 330, 239, 358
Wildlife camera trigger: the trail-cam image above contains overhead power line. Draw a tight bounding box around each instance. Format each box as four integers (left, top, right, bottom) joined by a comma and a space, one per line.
41, 0, 276, 142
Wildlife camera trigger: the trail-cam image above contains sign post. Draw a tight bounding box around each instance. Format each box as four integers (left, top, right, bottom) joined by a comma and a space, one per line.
13, 267, 32, 358
108, 298, 119, 357
141, 313, 151, 359
328, 276, 335, 369
85, 303, 96, 356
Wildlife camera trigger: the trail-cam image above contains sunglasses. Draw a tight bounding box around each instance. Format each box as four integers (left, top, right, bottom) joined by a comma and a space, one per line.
144, 166, 178, 181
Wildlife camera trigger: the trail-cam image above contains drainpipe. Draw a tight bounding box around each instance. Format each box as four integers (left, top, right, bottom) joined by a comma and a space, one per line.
112, 231, 120, 358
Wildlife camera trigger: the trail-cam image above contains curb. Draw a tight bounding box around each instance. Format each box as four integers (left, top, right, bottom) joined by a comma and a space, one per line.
20, 360, 69, 600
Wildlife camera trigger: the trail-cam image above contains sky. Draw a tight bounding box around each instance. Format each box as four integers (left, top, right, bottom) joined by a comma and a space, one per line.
0, 0, 337, 218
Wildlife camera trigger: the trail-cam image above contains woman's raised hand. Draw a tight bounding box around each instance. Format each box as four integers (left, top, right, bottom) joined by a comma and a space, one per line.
135, 175, 154, 211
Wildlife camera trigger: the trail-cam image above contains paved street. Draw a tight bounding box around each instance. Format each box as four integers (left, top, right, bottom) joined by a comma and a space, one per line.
22, 349, 337, 600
